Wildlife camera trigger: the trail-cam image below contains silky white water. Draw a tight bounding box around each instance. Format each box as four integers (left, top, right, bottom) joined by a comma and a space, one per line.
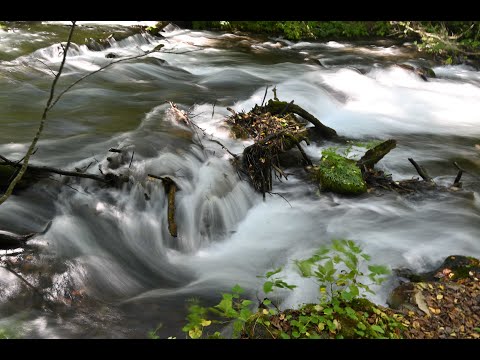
0, 23, 479, 338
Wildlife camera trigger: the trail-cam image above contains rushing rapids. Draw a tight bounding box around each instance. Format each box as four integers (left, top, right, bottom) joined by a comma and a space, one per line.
0, 22, 479, 338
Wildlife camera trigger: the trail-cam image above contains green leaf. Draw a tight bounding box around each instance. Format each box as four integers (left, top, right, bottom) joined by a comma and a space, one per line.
347, 240, 362, 254
361, 254, 371, 261
371, 325, 385, 334
354, 329, 365, 337
349, 284, 359, 297
216, 298, 232, 314
295, 259, 314, 277
232, 320, 244, 337
299, 315, 310, 324
263, 281, 274, 294
262, 299, 272, 306
265, 267, 283, 278
357, 322, 367, 330
332, 239, 346, 253
327, 319, 336, 332
323, 307, 333, 316
323, 260, 335, 277
241, 299, 253, 307
345, 252, 359, 267
231, 284, 244, 294
284, 284, 297, 291
368, 265, 390, 276
292, 331, 300, 338
340, 290, 353, 302
188, 328, 202, 339
239, 308, 252, 321
345, 306, 358, 320
280, 332, 290, 339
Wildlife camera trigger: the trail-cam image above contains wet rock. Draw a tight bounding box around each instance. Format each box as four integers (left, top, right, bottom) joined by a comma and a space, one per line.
394, 63, 436, 81
105, 52, 119, 59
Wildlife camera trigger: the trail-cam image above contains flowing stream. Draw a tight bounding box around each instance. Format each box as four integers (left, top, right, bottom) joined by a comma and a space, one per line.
0, 22, 479, 338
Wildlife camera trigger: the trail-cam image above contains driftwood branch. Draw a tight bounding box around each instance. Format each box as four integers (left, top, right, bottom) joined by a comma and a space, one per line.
265, 100, 337, 139
1, 156, 108, 184
147, 174, 179, 237
357, 139, 397, 170
453, 161, 465, 186
408, 158, 435, 184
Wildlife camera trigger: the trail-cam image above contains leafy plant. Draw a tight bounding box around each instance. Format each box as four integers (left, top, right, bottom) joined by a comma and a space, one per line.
180, 284, 254, 339
169, 239, 403, 339
147, 323, 163, 339
257, 267, 297, 294
291, 239, 402, 338
295, 239, 389, 302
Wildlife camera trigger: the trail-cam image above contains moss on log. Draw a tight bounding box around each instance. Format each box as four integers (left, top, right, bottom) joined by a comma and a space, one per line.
315, 154, 367, 195
357, 139, 396, 170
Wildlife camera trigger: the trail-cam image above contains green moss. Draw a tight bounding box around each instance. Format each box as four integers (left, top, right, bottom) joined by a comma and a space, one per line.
315, 150, 367, 195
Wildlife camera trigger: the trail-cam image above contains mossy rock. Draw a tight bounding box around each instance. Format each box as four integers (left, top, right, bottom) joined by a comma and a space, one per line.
315, 154, 367, 195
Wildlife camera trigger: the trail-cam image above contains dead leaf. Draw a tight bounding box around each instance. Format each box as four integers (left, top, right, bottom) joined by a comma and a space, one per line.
436, 294, 444, 300
414, 289, 431, 316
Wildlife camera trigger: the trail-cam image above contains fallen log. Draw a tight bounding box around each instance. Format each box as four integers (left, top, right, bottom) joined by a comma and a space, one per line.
408, 158, 435, 185
357, 139, 396, 170
0, 155, 109, 184
0, 221, 51, 250
264, 100, 337, 139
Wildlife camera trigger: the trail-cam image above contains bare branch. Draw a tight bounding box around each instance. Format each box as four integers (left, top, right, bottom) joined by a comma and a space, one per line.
0, 21, 77, 205
49, 46, 164, 110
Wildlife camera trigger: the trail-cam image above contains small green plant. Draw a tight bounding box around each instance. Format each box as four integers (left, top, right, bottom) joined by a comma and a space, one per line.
147, 323, 163, 339
295, 239, 389, 302
170, 240, 403, 339
257, 267, 297, 294
180, 284, 254, 339
0, 327, 17, 339
292, 239, 402, 338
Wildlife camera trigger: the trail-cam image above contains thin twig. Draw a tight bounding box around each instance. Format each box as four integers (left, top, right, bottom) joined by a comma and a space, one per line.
33, 59, 56, 77
261, 85, 269, 107
49, 46, 162, 110
0, 21, 77, 205
268, 192, 292, 207
129, 151, 135, 168
209, 139, 239, 159
1, 265, 44, 297
211, 100, 216, 119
